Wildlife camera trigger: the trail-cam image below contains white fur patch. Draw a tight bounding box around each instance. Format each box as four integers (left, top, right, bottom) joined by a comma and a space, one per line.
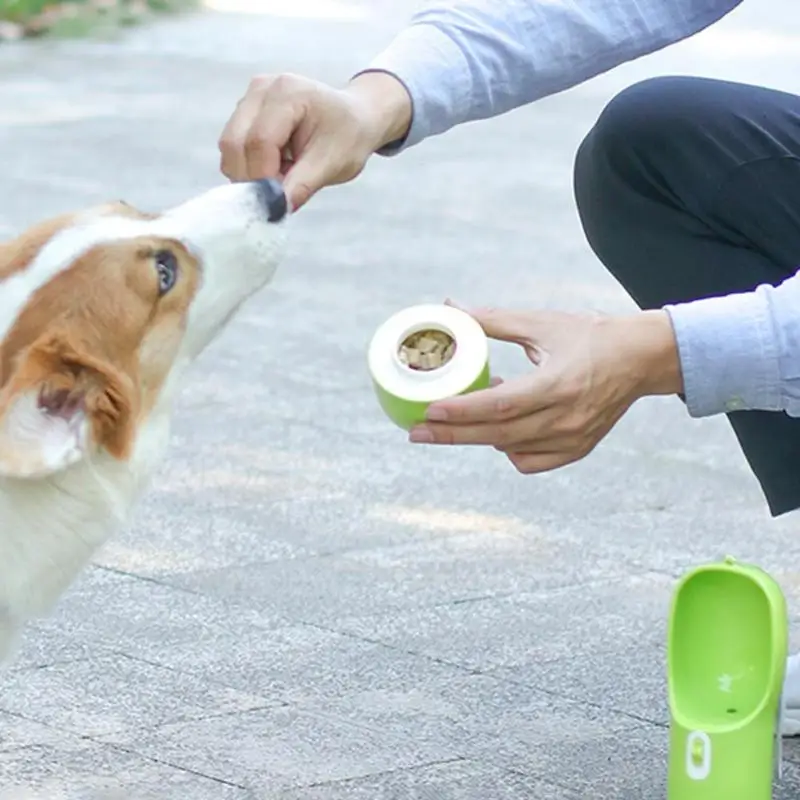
0, 215, 153, 343
0, 390, 88, 479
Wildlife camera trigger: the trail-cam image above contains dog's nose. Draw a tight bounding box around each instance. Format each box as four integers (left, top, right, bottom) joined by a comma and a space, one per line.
255, 178, 288, 223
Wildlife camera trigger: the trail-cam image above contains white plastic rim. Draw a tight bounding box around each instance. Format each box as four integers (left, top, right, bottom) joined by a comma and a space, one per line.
368, 304, 489, 403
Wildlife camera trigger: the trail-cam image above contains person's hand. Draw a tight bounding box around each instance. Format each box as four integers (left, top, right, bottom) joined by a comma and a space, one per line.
218, 71, 412, 210
409, 302, 683, 474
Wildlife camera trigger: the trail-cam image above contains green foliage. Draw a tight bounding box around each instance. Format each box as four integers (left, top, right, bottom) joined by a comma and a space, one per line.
1, 0, 77, 22
0, 0, 195, 33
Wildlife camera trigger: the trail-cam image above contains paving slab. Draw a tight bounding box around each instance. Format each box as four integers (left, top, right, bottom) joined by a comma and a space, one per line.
161, 527, 647, 624
0, 739, 250, 800
17, 566, 287, 665
0, 654, 272, 738
99, 705, 460, 794
274, 759, 578, 800
487, 644, 670, 725
0, 712, 64, 754
117, 621, 472, 706
333, 572, 676, 671
473, 723, 671, 797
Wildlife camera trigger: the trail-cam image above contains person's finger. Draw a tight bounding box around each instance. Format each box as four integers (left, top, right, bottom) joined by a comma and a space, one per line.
409, 410, 536, 447
444, 301, 535, 346
279, 145, 295, 178
443, 297, 466, 311
243, 97, 300, 182
486, 407, 570, 452
425, 372, 553, 425
219, 82, 270, 181
283, 143, 333, 210
494, 431, 586, 455
505, 450, 576, 474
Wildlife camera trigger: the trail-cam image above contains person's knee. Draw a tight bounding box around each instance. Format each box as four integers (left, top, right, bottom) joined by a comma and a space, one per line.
598, 77, 703, 149
575, 76, 705, 193
574, 77, 720, 251
573, 77, 714, 298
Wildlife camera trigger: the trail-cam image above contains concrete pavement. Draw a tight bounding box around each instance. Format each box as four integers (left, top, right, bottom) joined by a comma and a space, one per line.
1, 0, 800, 796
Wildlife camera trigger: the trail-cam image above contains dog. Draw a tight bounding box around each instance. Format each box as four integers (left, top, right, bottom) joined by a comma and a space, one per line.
0, 178, 288, 663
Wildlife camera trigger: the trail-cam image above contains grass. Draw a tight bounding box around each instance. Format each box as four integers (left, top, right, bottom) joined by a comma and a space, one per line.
2, 0, 50, 20
0, 0, 197, 37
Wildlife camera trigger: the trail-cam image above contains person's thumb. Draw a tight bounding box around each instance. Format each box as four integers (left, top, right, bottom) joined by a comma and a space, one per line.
444, 299, 535, 346
283, 146, 333, 211
283, 137, 350, 210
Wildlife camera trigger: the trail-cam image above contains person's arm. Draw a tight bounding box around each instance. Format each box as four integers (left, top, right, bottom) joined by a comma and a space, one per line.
665, 271, 800, 418
358, 0, 744, 153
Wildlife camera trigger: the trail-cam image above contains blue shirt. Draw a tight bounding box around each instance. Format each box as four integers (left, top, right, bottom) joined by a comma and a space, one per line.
366, 0, 800, 420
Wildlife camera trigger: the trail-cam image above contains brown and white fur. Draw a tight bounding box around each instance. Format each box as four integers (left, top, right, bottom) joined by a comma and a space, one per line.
0, 179, 288, 663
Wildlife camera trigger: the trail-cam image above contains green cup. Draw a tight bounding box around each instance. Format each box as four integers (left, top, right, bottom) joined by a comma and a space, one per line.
368, 304, 491, 430
667, 555, 788, 800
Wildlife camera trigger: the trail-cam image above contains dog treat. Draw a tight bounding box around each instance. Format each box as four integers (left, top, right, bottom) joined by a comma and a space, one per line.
398, 329, 456, 371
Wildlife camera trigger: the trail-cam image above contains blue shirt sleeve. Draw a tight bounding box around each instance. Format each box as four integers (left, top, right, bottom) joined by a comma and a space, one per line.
362, 0, 743, 151
666, 272, 800, 419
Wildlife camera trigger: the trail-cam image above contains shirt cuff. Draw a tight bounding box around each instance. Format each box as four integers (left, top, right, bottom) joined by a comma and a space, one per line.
353, 23, 472, 156
664, 287, 782, 418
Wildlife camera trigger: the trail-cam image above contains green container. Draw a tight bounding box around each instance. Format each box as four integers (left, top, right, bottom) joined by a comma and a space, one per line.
371, 361, 491, 431
667, 556, 788, 800
368, 304, 492, 431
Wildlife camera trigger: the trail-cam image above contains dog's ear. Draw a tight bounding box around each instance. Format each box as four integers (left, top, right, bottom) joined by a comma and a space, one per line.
0, 331, 138, 479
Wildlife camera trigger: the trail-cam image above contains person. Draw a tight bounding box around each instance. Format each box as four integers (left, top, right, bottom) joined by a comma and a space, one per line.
217, 0, 800, 734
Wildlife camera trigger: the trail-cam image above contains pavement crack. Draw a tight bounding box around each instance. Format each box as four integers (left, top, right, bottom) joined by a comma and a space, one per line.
98, 740, 249, 790
279, 756, 468, 792
481, 674, 669, 729
299, 621, 482, 675
10, 655, 92, 672
92, 564, 209, 596
99, 649, 286, 706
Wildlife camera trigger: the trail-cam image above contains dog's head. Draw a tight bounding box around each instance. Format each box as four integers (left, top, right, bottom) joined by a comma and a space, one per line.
0, 179, 288, 479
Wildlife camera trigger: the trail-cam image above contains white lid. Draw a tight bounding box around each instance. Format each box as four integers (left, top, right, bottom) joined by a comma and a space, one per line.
368, 304, 489, 403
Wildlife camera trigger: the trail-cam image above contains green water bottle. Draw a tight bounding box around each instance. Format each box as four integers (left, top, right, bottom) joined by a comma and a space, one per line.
667, 556, 787, 800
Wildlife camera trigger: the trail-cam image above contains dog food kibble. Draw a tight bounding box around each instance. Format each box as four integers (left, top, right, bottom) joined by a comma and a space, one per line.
399, 329, 456, 371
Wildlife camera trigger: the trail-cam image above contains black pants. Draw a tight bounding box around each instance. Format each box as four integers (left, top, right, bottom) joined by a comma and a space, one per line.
573, 76, 800, 517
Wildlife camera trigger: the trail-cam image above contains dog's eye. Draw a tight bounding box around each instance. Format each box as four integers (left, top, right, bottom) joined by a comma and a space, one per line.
154, 250, 178, 295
